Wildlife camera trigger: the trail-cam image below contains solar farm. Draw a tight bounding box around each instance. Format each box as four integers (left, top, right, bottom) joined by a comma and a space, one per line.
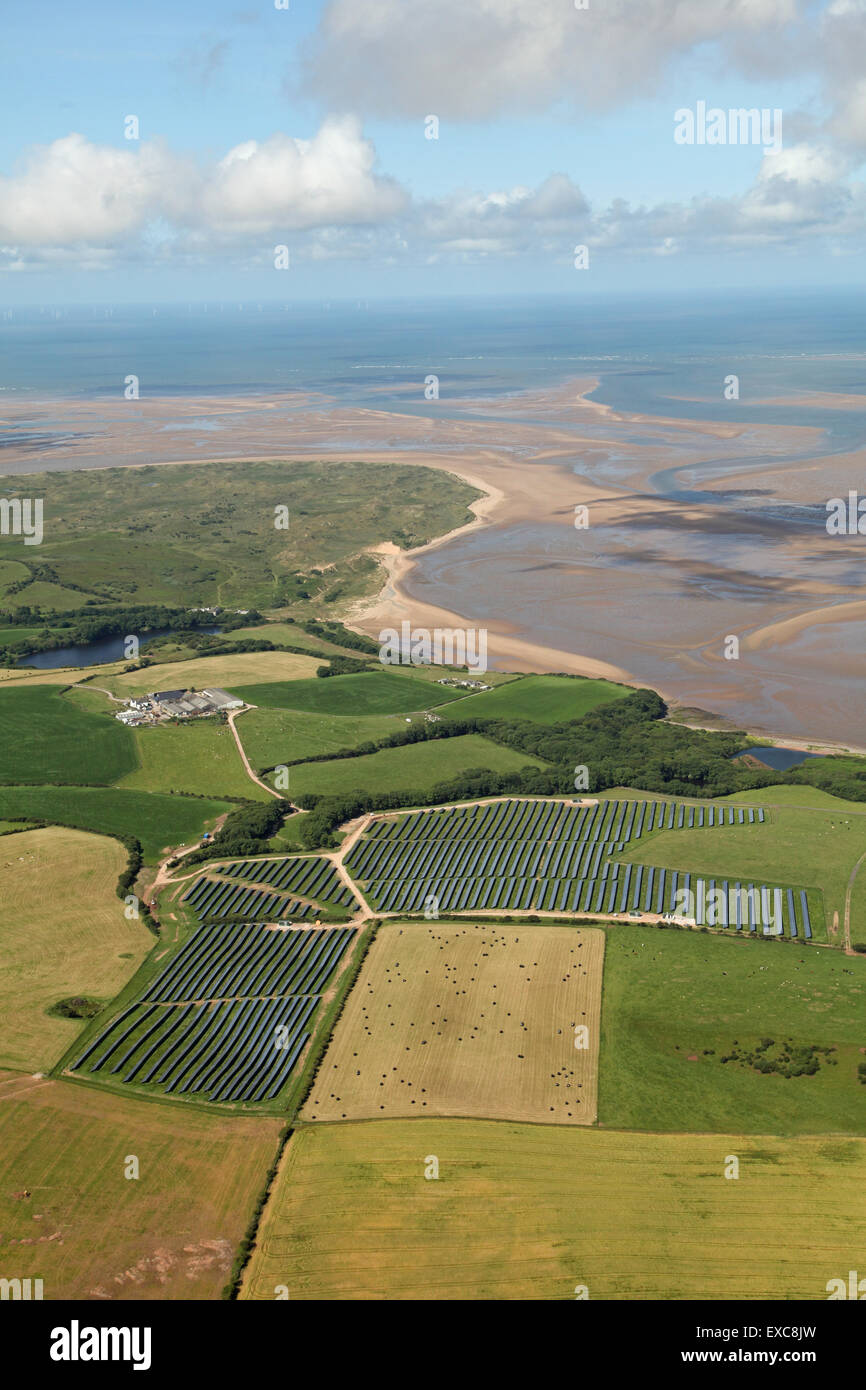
70, 924, 355, 1105
345, 797, 815, 937
180, 854, 360, 923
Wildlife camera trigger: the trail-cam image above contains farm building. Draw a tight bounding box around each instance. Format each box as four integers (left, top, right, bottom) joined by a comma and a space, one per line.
202, 688, 244, 710
160, 700, 189, 718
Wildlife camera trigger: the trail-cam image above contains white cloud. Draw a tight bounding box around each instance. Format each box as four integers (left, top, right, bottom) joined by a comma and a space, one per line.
0, 118, 406, 253
199, 119, 406, 234
2, 126, 864, 275
303, 0, 800, 119
0, 134, 181, 245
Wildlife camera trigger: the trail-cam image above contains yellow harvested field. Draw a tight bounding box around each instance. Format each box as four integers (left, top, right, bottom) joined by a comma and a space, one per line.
0, 827, 152, 1070
302, 921, 603, 1124
0, 663, 127, 688
106, 650, 320, 695
243, 1119, 866, 1301
0, 1073, 281, 1300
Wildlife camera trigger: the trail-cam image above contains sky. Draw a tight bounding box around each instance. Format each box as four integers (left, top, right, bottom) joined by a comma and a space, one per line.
1, 0, 865, 302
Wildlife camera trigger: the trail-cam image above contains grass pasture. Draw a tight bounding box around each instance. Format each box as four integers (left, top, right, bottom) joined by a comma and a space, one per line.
0, 1073, 281, 1300
104, 650, 321, 697
599, 924, 866, 1135
0, 662, 127, 689
286, 734, 549, 800
242, 1119, 866, 1300
0, 685, 136, 786
0, 786, 231, 862
442, 673, 630, 724
238, 707, 398, 771
0, 827, 152, 1070
118, 720, 270, 801
227, 622, 360, 657
303, 921, 603, 1124
235, 670, 463, 715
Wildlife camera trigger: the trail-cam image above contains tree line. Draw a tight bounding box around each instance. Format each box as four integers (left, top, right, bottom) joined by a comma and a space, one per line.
287, 689, 866, 848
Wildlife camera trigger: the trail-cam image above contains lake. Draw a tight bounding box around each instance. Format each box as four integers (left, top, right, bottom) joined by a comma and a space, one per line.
17, 626, 221, 670
733, 746, 821, 772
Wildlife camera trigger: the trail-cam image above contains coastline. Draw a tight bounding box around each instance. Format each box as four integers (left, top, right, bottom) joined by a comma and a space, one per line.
345, 525, 639, 689
342, 459, 866, 760
2, 375, 862, 751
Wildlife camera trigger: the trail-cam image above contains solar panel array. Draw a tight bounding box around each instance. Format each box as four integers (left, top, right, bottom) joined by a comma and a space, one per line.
141, 922, 355, 1002
72, 925, 355, 1104
214, 855, 359, 909
181, 876, 315, 922
345, 797, 811, 937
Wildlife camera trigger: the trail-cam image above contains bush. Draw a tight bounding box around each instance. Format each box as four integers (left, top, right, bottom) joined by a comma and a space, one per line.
184, 799, 286, 864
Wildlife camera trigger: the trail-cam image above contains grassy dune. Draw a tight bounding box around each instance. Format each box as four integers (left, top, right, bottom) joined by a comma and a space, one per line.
0, 457, 480, 612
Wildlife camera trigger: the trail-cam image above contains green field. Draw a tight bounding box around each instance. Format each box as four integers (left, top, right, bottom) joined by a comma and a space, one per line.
599, 923, 866, 1134
0, 686, 136, 786
620, 798, 866, 940
0, 558, 31, 592
236, 670, 463, 715
238, 707, 399, 771
242, 1119, 866, 1300
9, 582, 95, 611
228, 622, 362, 656
268, 813, 314, 851
724, 783, 866, 814
286, 734, 549, 799
118, 721, 270, 801
0, 626, 52, 643
0, 786, 230, 862
442, 673, 630, 724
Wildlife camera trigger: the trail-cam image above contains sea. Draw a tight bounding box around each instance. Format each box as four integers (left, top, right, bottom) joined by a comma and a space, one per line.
1, 289, 865, 433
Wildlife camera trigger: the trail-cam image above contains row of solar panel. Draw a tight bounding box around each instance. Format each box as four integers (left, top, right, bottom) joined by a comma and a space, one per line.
364, 866, 811, 936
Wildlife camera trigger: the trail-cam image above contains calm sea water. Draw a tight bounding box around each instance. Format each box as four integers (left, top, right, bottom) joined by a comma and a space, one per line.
1, 290, 865, 448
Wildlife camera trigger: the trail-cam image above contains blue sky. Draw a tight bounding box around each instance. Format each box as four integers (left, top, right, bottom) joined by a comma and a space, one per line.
1, 1, 864, 302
